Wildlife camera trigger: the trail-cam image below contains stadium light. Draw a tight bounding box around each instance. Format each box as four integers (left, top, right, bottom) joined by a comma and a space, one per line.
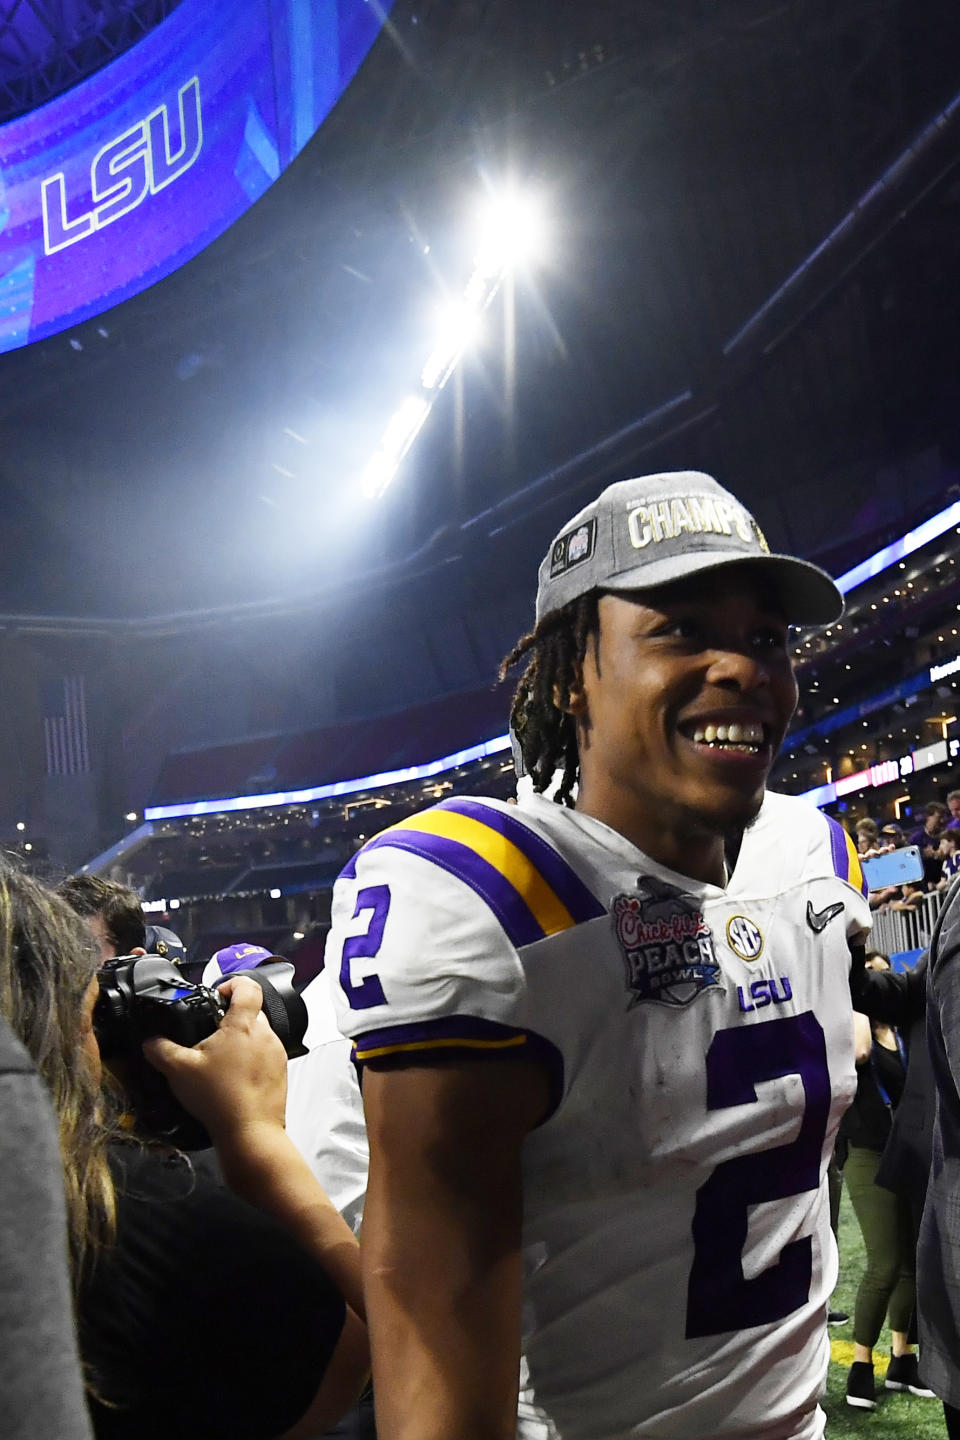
143, 732, 514, 822
361, 182, 549, 502
361, 395, 431, 500
837, 497, 960, 594
474, 188, 548, 275
381, 394, 431, 456
421, 301, 484, 392
360, 450, 399, 501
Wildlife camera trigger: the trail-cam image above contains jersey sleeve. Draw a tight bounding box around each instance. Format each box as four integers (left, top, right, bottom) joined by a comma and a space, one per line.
328, 802, 580, 1101
821, 813, 873, 941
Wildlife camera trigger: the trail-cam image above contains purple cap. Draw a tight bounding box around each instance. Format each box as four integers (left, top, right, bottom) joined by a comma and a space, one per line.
211, 942, 273, 974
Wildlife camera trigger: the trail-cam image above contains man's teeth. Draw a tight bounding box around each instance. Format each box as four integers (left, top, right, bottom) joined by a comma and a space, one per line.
690, 722, 764, 750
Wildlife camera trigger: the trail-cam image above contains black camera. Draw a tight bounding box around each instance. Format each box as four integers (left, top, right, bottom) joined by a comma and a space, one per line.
94, 954, 308, 1148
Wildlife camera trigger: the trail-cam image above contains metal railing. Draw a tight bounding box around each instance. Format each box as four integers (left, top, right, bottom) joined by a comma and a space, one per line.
869, 889, 946, 959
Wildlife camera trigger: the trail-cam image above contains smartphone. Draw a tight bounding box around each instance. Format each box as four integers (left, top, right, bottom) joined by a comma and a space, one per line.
859, 845, 925, 891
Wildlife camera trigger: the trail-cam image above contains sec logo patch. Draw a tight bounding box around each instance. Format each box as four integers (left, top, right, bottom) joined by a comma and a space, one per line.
726, 915, 764, 961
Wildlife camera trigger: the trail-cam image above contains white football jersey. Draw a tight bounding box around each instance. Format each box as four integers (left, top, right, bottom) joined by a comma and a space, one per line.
285, 967, 369, 1235
330, 789, 871, 1440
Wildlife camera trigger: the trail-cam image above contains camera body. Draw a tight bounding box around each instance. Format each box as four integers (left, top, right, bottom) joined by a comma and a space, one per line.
94, 954, 308, 1148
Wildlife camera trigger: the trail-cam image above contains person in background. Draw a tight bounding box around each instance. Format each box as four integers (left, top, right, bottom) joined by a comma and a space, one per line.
0, 867, 368, 1439
855, 818, 880, 856
842, 952, 934, 1409
946, 791, 960, 831
940, 830, 960, 890
858, 832, 903, 911
889, 879, 927, 912
910, 803, 950, 888
0, 1012, 94, 1439
880, 823, 907, 848
56, 875, 146, 963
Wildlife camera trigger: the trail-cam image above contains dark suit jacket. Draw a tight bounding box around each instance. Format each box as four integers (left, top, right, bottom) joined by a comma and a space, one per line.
918, 886, 960, 1407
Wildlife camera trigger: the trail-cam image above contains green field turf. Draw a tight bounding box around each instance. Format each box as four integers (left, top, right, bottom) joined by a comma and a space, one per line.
823, 1190, 945, 1437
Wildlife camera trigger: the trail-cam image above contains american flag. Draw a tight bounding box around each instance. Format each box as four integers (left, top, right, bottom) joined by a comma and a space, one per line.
43, 677, 90, 776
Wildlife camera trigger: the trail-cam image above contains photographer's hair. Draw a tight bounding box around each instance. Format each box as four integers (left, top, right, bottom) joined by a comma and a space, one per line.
499, 593, 599, 807
0, 870, 115, 1284
56, 873, 146, 957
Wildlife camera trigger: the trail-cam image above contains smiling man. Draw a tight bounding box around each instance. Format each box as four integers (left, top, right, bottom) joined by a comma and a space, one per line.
330, 471, 871, 1440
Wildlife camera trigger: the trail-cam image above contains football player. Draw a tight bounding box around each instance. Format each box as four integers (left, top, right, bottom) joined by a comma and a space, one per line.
329, 471, 871, 1440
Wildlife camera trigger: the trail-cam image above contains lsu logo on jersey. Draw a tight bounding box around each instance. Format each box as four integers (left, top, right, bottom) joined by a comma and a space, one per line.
614, 877, 723, 1009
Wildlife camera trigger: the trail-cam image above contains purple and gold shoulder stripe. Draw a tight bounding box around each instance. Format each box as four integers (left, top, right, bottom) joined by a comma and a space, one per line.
351, 1015, 564, 1113
341, 796, 605, 948
825, 815, 868, 900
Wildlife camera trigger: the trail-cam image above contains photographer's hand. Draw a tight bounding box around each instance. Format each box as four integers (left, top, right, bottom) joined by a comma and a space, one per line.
144, 978, 365, 1325
143, 976, 286, 1140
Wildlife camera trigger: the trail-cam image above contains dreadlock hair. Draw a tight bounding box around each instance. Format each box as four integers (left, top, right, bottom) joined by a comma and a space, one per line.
499, 592, 599, 808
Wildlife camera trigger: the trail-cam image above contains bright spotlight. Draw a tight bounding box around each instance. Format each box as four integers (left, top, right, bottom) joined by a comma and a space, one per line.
361, 395, 431, 499
360, 449, 400, 500
421, 301, 484, 391
360, 183, 549, 502
381, 394, 430, 456
475, 188, 548, 275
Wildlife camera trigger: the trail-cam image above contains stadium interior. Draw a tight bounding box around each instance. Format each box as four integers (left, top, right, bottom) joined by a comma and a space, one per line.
1, 0, 960, 986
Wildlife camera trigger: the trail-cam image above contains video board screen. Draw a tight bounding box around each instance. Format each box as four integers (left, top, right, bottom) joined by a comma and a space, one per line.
0, 0, 395, 353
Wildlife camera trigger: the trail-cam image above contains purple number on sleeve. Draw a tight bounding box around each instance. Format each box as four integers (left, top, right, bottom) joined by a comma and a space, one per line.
339, 885, 390, 1010
685, 1012, 830, 1338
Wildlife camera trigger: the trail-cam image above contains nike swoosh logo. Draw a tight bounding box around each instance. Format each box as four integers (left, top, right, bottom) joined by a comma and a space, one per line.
806, 900, 844, 934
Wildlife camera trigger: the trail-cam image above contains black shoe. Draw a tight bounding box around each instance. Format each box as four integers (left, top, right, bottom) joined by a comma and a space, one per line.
846, 1361, 876, 1410
828, 1309, 850, 1325
885, 1353, 936, 1397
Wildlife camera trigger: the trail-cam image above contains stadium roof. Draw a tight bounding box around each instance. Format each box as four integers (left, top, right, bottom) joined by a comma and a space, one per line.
1, 0, 959, 657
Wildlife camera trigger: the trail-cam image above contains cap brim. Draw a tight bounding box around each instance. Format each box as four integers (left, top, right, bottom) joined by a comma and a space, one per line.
602, 550, 843, 626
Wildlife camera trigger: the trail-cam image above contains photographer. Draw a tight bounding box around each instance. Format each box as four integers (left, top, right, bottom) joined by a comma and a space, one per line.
0, 868, 368, 1439
56, 874, 148, 964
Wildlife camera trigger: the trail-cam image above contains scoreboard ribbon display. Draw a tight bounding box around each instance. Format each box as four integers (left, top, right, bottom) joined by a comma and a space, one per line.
0, 0, 395, 353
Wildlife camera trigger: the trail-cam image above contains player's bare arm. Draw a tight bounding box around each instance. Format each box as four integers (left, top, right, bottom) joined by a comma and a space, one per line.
361, 1056, 550, 1440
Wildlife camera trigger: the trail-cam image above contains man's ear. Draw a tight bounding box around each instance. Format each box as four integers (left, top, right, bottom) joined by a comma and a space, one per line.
554, 671, 587, 717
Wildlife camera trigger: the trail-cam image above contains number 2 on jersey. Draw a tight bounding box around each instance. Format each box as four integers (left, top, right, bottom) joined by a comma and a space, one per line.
340, 884, 390, 1009
685, 1012, 831, 1337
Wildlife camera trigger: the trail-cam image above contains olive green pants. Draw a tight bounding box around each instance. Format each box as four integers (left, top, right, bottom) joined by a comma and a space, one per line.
844, 1143, 916, 1348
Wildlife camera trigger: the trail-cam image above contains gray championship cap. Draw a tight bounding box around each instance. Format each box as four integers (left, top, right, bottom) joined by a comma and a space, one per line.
536, 471, 842, 626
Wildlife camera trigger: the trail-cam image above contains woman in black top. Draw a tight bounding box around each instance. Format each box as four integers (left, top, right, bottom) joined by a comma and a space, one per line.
842, 952, 932, 1411
0, 868, 368, 1439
